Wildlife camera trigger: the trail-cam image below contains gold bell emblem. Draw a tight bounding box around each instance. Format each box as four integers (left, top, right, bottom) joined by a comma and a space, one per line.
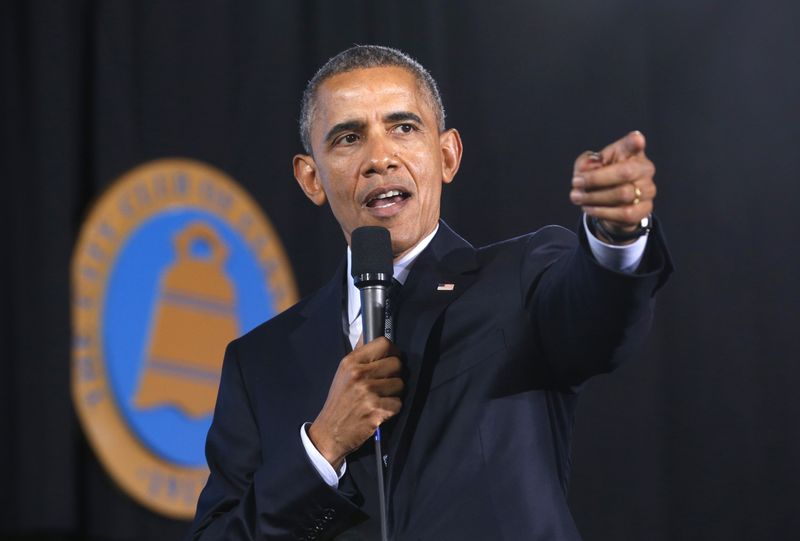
132, 221, 239, 418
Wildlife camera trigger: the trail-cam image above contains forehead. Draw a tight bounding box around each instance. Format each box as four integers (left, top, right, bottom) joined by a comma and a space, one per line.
312, 66, 434, 128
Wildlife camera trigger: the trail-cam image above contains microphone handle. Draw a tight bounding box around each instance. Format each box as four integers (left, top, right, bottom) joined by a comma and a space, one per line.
358, 284, 391, 541
359, 285, 388, 343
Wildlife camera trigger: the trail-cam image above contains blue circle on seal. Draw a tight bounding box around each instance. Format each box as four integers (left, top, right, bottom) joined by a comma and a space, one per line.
104, 208, 274, 467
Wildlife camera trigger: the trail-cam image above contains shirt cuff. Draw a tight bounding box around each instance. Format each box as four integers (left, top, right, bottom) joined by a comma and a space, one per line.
583, 213, 648, 273
300, 422, 347, 488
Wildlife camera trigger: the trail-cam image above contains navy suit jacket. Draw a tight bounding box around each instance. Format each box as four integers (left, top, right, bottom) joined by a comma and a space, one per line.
190, 220, 672, 540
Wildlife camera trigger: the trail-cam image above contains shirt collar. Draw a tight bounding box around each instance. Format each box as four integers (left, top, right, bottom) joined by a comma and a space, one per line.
346, 224, 439, 326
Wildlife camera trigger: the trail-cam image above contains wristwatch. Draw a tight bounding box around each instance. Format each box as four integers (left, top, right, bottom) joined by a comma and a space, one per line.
589, 214, 652, 243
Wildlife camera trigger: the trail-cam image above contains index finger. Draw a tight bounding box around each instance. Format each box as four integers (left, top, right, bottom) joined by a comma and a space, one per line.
573, 150, 605, 175
598, 131, 646, 164
574, 156, 655, 190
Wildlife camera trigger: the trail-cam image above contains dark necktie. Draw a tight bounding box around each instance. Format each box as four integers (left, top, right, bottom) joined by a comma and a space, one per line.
377, 279, 403, 470
383, 279, 401, 342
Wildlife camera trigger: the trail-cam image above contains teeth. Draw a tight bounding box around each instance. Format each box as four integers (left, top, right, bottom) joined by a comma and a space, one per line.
374, 190, 402, 200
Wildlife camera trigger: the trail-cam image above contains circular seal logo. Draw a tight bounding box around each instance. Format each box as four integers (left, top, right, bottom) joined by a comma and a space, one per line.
71, 158, 298, 519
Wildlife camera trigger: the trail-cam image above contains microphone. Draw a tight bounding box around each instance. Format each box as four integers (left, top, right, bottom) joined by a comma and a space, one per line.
351, 226, 394, 343
350, 225, 393, 541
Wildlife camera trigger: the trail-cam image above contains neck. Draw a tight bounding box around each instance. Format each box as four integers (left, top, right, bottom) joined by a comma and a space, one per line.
392, 223, 440, 262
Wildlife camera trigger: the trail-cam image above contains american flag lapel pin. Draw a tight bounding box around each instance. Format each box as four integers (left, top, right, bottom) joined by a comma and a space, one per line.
437, 282, 455, 291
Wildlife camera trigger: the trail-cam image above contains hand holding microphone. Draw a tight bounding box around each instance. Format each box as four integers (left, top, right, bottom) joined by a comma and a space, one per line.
308, 227, 404, 471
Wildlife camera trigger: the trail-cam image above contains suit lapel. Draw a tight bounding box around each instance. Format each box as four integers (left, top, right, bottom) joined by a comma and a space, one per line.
289, 259, 348, 408
387, 221, 479, 489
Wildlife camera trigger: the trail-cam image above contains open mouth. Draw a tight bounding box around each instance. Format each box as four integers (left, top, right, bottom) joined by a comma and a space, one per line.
364, 189, 412, 209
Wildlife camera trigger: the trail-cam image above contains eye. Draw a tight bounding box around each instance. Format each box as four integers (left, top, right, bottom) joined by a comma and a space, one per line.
393, 123, 417, 134
335, 133, 360, 146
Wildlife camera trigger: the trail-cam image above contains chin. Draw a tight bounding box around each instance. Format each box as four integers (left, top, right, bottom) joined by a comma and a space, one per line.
389, 234, 414, 255
390, 241, 409, 257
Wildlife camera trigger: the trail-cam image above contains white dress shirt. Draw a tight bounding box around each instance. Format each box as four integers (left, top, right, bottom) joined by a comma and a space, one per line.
301, 218, 648, 488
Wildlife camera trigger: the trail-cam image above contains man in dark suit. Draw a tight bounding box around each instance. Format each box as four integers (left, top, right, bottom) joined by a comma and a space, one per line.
190, 45, 671, 540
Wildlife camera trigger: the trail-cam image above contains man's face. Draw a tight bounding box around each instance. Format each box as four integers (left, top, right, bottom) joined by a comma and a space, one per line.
294, 66, 462, 259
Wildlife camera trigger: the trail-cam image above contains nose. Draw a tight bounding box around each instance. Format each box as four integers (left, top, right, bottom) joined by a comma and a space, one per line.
361, 133, 400, 177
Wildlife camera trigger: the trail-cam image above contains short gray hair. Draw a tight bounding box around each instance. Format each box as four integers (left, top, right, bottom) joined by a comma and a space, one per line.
299, 45, 446, 154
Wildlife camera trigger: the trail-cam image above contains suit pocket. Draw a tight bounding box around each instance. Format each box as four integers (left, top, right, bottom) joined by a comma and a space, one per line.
429, 329, 506, 391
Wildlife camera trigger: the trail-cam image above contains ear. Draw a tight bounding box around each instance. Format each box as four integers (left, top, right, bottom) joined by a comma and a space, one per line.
439, 128, 463, 185
293, 154, 327, 206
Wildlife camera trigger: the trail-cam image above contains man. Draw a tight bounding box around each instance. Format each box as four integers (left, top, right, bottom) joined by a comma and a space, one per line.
190, 45, 671, 540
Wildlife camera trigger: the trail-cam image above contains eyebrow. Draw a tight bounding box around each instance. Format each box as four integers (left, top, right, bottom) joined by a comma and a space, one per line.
384, 111, 423, 125
324, 120, 366, 145
323, 111, 425, 145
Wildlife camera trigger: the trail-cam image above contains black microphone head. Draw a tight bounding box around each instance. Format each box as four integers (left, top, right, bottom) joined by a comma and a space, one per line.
351, 226, 393, 285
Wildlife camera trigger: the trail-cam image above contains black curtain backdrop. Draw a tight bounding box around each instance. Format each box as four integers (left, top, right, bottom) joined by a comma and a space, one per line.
2, 1, 798, 540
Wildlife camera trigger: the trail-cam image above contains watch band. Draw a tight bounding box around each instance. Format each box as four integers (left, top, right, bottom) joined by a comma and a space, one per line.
589, 214, 652, 243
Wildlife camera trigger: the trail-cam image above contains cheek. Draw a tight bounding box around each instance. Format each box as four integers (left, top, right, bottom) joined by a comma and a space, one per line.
319, 160, 359, 199
405, 145, 441, 181
324, 156, 357, 179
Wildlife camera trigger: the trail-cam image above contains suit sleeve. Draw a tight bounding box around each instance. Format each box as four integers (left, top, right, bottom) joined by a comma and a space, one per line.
189, 340, 366, 541
522, 217, 673, 387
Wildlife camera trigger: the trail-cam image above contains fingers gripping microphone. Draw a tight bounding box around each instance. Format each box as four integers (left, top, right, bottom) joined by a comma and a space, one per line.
351, 226, 394, 343
350, 226, 393, 541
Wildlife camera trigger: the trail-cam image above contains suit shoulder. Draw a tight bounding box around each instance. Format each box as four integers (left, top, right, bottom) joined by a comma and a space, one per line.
477, 225, 577, 257
232, 290, 316, 351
